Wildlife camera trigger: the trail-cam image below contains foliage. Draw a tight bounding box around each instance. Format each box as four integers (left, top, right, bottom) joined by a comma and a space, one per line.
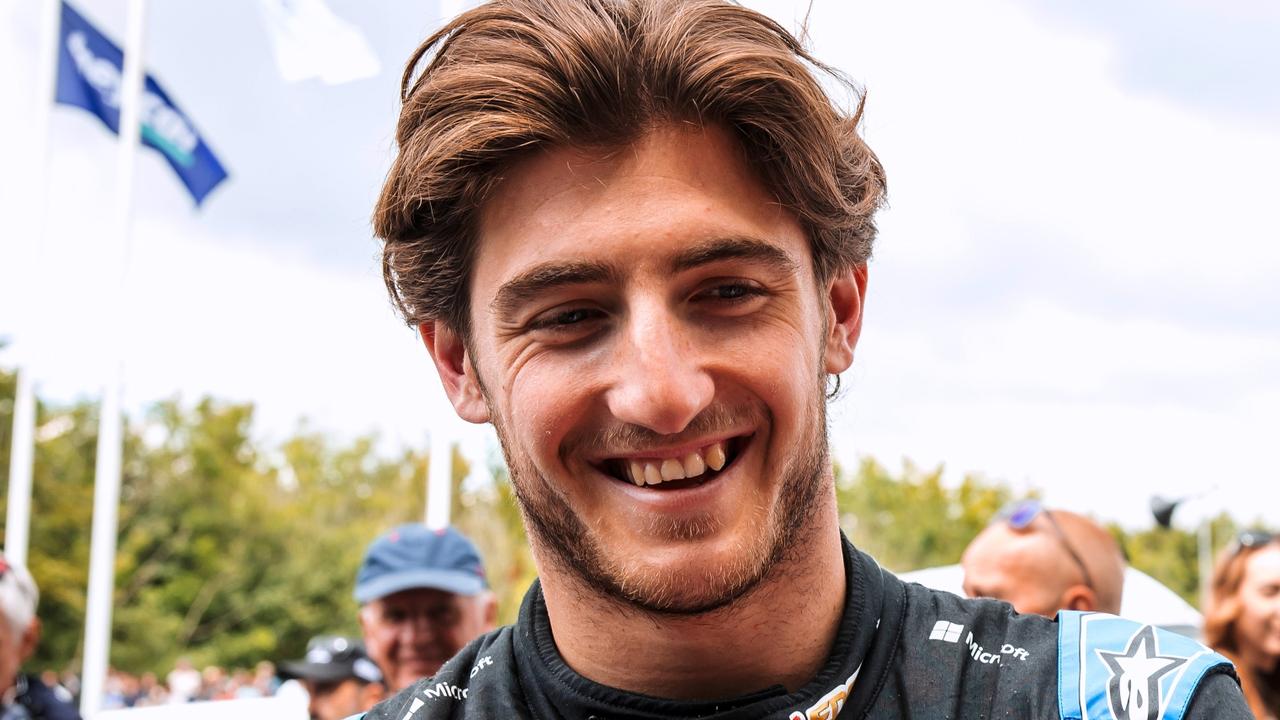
0, 370, 438, 674
453, 464, 537, 627
1112, 513, 1241, 607
835, 458, 1014, 572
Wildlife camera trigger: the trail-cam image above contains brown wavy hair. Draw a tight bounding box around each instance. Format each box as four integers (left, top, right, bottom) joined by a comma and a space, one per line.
373, 0, 886, 336
1203, 535, 1280, 718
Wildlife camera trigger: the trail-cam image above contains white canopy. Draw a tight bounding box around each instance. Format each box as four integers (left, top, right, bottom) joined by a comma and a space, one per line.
897, 564, 1203, 638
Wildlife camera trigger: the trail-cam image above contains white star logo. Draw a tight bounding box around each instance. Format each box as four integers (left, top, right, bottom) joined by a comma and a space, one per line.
1097, 626, 1186, 720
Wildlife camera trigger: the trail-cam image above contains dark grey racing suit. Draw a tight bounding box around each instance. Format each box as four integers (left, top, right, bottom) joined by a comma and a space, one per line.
354, 536, 1249, 719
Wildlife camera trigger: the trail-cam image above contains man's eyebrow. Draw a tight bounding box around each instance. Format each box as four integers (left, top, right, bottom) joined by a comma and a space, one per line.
490, 260, 617, 317
669, 236, 800, 275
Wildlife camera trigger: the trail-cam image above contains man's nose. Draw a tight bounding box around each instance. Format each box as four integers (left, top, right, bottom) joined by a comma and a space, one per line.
399, 614, 435, 643
605, 302, 714, 435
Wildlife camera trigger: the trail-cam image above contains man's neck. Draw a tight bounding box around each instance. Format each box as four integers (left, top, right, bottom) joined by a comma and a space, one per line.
537, 501, 848, 701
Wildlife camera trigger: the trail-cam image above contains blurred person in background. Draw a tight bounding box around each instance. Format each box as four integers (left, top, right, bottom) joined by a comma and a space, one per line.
280, 636, 386, 720
33, 674, 70, 708
165, 657, 199, 704
197, 665, 226, 701
962, 499, 1126, 616
0, 554, 79, 719
252, 660, 279, 697
134, 672, 165, 706
1206, 531, 1280, 719
355, 525, 496, 692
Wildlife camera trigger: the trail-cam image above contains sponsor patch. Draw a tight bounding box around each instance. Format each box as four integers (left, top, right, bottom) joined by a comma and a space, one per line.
929, 620, 964, 643
1057, 611, 1232, 720
788, 667, 860, 720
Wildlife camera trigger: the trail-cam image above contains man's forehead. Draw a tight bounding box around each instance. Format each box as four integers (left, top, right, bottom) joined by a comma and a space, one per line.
969, 525, 1054, 569
482, 124, 753, 216
377, 587, 462, 607
474, 125, 797, 257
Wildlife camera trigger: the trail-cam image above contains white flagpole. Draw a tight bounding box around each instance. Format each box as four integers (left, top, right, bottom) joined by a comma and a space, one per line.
4, 0, 64, 569
81, 0, 147, 716
420, 0, 475, 535
5, 370, 37, 566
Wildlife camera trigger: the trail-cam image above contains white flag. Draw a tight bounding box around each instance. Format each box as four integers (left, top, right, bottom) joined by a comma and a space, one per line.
257, 0, 380, 85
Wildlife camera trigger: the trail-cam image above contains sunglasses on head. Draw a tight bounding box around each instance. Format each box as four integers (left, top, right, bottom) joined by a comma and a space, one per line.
997, 499, 1096, 592
1228, 529, 1275, 556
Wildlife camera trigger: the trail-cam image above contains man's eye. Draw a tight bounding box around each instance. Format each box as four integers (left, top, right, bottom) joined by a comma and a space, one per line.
530, 307, 603, 331
697, 282, 765, 303
429, 607, 461, 624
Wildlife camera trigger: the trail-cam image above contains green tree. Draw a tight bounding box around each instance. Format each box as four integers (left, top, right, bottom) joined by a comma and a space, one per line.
1113, 513, 1241, 608
835, 458, 1014, 573
454, 464, 537, 626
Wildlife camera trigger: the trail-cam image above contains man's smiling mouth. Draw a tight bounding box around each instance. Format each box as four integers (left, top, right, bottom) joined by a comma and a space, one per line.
597, 437, 747, 490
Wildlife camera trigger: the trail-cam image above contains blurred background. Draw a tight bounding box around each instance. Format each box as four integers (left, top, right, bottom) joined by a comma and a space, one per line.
1, 0, 1277, 715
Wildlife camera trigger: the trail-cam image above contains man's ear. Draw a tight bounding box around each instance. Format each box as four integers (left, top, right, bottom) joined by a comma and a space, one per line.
823, 264, 868, 375
361, 680, 387, 709
420, 321, 490, 424
18, 617, 40, 663
479, 591, 499, 632
1060, 585, 1098, 613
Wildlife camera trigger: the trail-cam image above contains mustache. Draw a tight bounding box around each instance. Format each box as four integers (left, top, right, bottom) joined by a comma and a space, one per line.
567, 402, 763, 457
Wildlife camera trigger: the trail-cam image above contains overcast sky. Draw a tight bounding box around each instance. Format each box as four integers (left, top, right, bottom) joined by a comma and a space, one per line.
1, 0, 1277, 530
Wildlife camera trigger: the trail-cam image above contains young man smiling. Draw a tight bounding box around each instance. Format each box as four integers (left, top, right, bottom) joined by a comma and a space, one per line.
356, 1, 1251, 718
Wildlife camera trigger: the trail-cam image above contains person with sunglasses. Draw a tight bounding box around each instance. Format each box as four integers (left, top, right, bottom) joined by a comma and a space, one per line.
0, 555, 79, 720
961, 500, 1126, 617
1205, 531, 1280, 719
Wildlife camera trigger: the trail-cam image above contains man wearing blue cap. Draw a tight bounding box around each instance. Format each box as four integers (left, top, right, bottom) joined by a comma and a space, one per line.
355, 524, 496, 692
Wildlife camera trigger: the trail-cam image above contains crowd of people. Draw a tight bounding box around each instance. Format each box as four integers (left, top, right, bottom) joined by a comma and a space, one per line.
92, 658, 282, 708
5, 524, 493, 720
26, 660, 283, 710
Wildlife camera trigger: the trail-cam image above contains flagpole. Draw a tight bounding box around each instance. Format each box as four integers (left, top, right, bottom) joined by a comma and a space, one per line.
4, 0, 64, 570
80, 0, 147, 716
419, 0, 476, 534
5, 370, 37, 566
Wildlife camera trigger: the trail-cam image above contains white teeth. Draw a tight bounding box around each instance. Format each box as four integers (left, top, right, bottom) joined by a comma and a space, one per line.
660, 458, 686, 481
705, 442, 726, 471
682, 452, 705, 478
644, 463, 663, 485
616, 440, 731, 487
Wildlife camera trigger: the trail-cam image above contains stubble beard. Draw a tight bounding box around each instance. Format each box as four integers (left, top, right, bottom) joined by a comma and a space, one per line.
490, 383, 832, 617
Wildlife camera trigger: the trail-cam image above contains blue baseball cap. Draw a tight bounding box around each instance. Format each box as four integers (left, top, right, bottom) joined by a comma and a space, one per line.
353, 524, 487, 603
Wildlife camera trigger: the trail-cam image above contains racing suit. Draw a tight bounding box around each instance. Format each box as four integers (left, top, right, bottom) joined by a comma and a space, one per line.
356, 536, 1250, 719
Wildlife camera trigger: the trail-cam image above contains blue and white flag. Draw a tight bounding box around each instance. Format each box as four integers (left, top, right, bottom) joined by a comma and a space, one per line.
55, 1, 228, 206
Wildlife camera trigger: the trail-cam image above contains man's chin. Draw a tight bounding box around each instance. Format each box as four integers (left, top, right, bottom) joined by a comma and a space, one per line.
395, 661, 444, 689
551, 525, 764, 616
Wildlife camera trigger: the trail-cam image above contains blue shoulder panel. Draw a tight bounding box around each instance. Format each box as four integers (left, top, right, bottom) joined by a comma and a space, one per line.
1058, 611, 1233, 720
